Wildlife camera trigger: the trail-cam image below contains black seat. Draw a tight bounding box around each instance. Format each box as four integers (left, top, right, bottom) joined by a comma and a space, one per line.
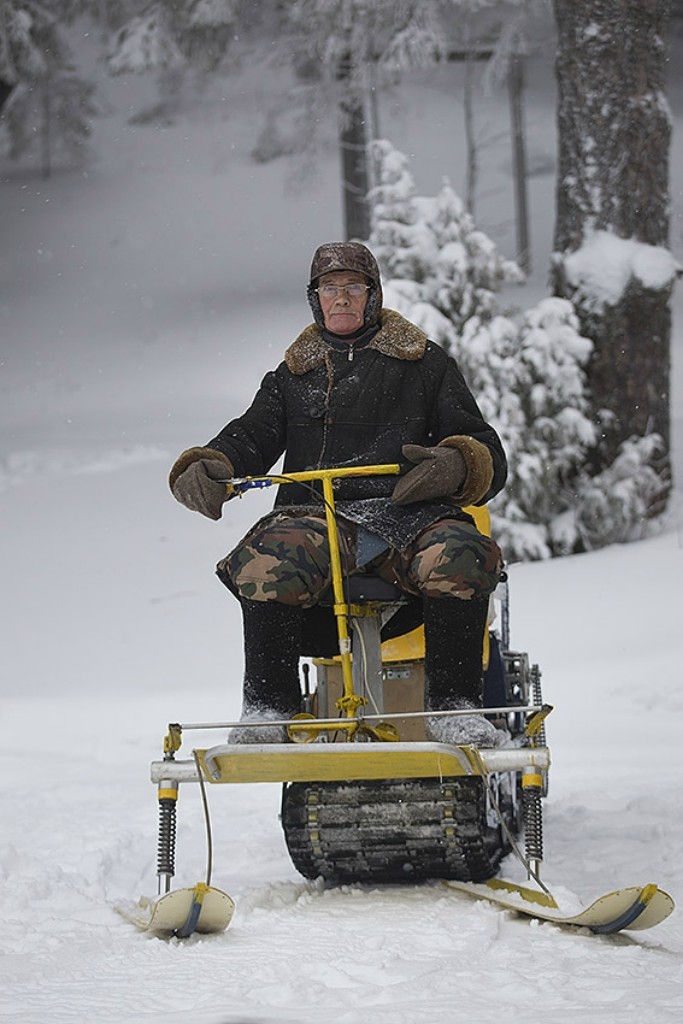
344, 575, 405, 602
299, 576, 421, 658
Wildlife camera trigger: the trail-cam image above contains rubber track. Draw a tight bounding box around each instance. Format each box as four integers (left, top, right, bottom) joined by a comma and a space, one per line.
281, 776, 514, 884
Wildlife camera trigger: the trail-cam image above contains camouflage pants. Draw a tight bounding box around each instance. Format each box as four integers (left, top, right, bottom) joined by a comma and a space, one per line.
222, 514, 502, 606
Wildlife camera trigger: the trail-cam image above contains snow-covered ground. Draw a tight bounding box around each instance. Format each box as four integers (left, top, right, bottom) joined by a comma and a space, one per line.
1, 27, 683, 1024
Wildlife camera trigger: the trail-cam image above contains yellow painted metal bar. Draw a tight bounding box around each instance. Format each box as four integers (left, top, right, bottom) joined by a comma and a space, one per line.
320, 474, 355, 713
196, 745, 473, 785
525, 703, 554, 739
269, 465, 400, 484
163, 723, 183, 755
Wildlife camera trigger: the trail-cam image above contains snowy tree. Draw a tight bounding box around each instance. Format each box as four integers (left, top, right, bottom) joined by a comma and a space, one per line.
104, 0, 241, 125
106, 1, 240, 76
2, 72, 97, 177
268, 0, 448, 239
368, 138, 522, 350
552, 0, 678, 522
103, 1, 531, 238
0, 1, 97, 175
254, 1, 527, 239
369, 139, 666, 560
453, 300, 661, 560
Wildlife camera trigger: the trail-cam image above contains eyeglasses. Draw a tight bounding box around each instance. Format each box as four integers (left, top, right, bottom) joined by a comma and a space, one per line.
316, 283, 370, 300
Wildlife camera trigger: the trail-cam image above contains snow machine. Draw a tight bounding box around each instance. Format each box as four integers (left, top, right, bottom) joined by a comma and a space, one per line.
126, 465, 674, 939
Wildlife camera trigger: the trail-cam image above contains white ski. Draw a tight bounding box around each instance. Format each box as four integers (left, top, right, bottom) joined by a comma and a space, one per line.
444, 878, 674, 933
117, 883, 235, 937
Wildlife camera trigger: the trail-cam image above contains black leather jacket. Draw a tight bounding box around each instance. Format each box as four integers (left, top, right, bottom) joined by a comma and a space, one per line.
207, 310, 506, 547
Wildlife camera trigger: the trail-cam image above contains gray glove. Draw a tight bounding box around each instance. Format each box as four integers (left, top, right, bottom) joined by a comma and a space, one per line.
392, 444, 467, 506
169, 447, 235, 520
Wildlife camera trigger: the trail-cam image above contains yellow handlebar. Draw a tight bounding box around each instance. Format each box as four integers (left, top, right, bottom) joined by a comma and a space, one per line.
290, 464, 401, 481
230, 464, 401, 486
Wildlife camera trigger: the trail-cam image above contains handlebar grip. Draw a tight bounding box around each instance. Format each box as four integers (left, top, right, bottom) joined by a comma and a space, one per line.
234, 479, 273, 491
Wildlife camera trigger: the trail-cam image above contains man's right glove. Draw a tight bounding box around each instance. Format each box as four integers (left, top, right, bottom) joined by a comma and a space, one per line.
169, 447, 235, 520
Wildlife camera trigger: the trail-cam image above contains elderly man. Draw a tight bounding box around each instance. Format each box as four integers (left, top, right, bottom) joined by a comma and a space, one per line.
169, 242, 507, 746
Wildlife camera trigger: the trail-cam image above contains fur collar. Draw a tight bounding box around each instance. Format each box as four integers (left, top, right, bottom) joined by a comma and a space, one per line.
284, 309, 427, 375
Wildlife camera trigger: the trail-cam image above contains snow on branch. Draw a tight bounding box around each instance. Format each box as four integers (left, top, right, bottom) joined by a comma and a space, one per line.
188, 0, 239, 28
107, 6, 185, 75
563, 230, 680, 312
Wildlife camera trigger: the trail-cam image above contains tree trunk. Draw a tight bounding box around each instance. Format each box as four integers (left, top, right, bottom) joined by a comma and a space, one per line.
508, 54, 530, 274
552, 0, 673, 511
337, 55, 370, 242
41, 83, 52, 180
463, 54, 477, 218
0, 79, 13, 114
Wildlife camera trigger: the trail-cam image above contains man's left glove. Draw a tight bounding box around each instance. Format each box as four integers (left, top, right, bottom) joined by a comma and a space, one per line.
392, 444, 467, 506
169, 447, 235, 520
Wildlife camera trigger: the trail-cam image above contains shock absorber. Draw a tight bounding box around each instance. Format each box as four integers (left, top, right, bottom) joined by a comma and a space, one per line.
156, 778, 178, 895
522, 765, 544, 880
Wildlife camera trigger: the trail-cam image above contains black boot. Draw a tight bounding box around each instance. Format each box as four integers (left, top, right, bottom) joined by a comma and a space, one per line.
423, 597, 506, 747
423, 596, 489, 709
230, 599, 303, 743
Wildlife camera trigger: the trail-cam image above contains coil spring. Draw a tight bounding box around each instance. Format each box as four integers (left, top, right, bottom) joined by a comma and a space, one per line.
157, 799, 177, 877
523, 788, 544, 864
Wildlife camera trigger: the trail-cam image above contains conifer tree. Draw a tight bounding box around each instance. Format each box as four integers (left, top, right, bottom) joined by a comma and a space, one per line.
552, 0, 676, 521
369, 139, 664, 560
0, 1, 97, 175
106, 1, 240, 76
368, 138, 522, 351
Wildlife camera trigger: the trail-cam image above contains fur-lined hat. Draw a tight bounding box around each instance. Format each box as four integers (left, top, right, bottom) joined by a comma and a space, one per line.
307, 241, 383, 329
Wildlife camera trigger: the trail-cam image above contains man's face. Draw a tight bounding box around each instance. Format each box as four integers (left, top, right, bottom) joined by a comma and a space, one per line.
317, 271, 369, 336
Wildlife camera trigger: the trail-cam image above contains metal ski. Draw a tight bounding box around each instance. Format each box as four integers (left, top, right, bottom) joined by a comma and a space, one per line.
443, 878, 674, 933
